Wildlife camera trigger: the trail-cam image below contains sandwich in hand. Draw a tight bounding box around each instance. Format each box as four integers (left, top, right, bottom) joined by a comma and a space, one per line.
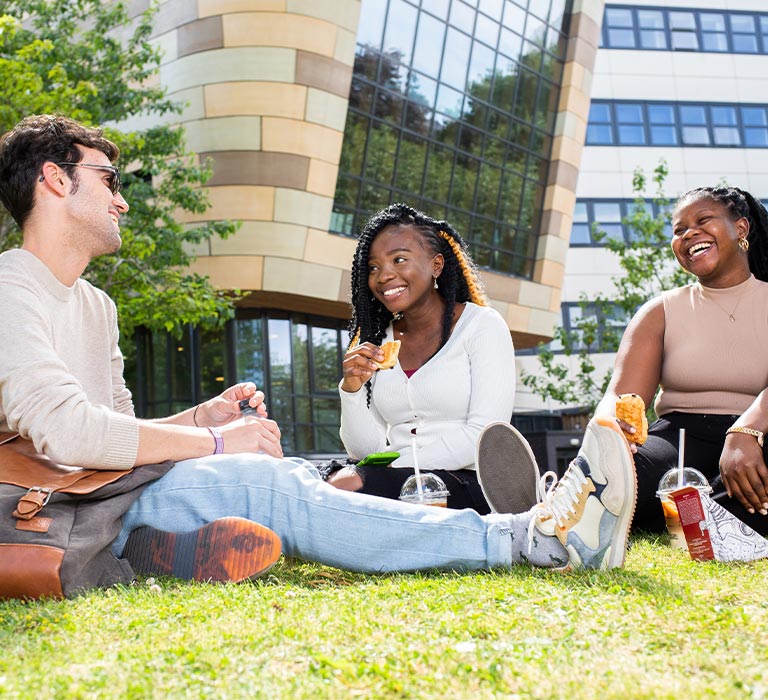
372, 340, 401, 370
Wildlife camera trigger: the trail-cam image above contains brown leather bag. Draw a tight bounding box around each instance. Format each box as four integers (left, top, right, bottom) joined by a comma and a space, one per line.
0, 432, 173, 600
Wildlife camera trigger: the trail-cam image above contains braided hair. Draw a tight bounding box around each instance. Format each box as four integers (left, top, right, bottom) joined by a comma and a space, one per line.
349, 203, 488, 406
675, 186, 768, 281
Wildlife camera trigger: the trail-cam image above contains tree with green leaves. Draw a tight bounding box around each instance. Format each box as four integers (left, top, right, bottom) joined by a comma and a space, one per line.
521, 161, 692, 413
0, 0, 237, 341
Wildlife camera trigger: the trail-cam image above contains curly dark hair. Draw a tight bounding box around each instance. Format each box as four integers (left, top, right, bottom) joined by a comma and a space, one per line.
675, 186, 768, 282
0, 114, 119, 229
349, 203, 487, 406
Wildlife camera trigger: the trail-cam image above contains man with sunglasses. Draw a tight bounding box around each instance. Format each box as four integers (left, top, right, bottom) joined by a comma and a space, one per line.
0, 115, 637, 595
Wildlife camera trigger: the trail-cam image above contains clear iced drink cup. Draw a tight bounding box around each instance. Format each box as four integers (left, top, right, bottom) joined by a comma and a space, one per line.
656, 467, 712, 550
399, 473, 450, 507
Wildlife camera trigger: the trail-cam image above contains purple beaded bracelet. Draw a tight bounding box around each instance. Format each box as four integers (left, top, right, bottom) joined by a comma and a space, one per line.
207, 426, 224, 455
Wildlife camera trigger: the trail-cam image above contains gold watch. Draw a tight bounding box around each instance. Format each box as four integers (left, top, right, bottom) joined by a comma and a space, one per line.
726, 425, 765, 447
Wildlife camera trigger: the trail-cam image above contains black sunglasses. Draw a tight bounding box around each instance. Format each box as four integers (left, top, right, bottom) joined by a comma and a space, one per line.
54, 162, 122, 195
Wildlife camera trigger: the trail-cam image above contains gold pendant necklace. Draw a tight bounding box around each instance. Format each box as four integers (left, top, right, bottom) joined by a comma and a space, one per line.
696, 281, 748, 323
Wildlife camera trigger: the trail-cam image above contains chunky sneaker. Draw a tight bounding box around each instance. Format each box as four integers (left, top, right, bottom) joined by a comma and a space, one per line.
123, 517, 282, 583
528, 418, 636, 570
476, 422, 541, 514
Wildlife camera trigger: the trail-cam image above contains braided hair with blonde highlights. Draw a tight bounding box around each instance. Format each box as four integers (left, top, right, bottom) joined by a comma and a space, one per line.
675, 186, 768, 281
348, 203, 488, 406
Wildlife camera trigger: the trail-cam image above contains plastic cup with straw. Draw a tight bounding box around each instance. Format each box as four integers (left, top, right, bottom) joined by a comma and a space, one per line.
656, 428, 711, 549
399, 428, 450, 507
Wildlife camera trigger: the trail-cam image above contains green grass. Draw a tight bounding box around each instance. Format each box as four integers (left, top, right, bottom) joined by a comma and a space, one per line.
1, 535, 766, 700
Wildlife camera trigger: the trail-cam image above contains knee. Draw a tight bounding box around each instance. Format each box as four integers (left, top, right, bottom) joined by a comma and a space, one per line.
327, 466, 363, 492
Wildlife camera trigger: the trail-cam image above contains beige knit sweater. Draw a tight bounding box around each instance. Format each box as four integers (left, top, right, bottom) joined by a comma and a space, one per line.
656, 275, 768, 417
0, 249, 139, 469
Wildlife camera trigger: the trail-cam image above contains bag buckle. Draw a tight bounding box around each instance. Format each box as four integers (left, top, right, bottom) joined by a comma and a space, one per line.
13, 487, 53, 520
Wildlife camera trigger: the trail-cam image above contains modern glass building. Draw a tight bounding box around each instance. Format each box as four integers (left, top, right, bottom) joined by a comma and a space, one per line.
121, 0, 603, 456
515, 0, 768, 425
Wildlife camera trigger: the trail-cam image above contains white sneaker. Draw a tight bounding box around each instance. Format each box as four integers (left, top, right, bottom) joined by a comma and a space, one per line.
529, 418, 636, 570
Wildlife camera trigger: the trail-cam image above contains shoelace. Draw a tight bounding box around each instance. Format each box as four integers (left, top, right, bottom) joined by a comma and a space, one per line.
527, 462, 588, 553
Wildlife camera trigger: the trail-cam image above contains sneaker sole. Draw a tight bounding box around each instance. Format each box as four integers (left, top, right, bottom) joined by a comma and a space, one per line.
591, 417, 637, 569
123, 517, 282, 583
476, 422, 540, 514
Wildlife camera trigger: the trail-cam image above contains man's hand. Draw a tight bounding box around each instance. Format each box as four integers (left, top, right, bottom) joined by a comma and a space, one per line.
720, 433, 768, 515
199, 382, 268, 426
219, 416, 283, 459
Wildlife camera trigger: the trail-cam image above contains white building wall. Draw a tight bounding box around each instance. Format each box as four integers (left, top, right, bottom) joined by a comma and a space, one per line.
516, 0, 768, 414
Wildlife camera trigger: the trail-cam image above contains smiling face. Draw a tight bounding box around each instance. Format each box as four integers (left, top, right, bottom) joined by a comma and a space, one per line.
62, 146, 129, 257
367, 224, 444, 314
671, 194, 750, 288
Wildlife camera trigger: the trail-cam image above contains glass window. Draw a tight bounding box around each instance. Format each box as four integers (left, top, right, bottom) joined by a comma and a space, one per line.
648, 104, 674, 124
605, 8, 633, 28
441, 27, 471, 89
670, 11, 697, 51
479, 0, 503, 21
744, 128, 768, 146
468, 40, 496, 87
499, 27, 522, 61
570, 201, 590, 244
383, 0, 418, 66
680, 105, 706, 125
731, 14, 758, 53
357, 0, 387, 48
650, 126, 677, 145
475, 13, 500, 47
586, 124, 612, 144
608, 28, 636, 48
638, 9, 666, 49
742, 107, 767, 126
615, 103, 643, 123
711, 106, 737, 125
588, 102, 611, 123
616, 103, 645, 145
713, 127, 741, 146
413, 13, 446, 77
682, 126, 710, 145
422, 0, 449, 20
450, 1, 476, 30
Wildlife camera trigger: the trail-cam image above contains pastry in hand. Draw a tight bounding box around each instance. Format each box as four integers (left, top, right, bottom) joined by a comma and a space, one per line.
373, 340, 401, 370
615, 393, 648, 445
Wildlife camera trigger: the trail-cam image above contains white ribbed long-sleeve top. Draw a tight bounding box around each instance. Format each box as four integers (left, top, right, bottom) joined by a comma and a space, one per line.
339, 302, 516, 471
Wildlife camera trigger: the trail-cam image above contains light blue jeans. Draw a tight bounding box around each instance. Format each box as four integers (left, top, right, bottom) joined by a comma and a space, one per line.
113, 454, 517, 573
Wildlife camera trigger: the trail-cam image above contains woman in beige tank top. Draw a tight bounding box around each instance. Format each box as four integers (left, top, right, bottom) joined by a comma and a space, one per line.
594, 186, 768, 537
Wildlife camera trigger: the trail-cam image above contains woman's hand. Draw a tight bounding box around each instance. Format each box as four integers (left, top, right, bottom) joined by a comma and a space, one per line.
198, 382, 268, 427
614, 418, 639, 454
720, 433, 768, 515
341, 342, 383, 393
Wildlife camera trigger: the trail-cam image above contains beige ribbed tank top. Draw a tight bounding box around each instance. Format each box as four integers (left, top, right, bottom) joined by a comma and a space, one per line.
655, 275, 768, 416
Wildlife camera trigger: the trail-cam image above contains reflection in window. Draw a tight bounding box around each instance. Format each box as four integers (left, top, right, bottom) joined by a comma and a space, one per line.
333, 0, 570, 279
570, 198, 670, 247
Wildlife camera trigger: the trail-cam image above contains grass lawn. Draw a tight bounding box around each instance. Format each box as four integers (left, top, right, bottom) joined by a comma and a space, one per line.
1, 534, 766, 700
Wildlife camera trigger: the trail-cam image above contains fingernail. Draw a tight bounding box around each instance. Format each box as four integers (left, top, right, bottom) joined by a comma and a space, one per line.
748, 508, 755, 514
763, 502, 768, 510
760, 509, 768, 516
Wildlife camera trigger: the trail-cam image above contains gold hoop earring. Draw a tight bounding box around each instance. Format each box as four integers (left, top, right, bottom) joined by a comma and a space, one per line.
738, 237, 750, 252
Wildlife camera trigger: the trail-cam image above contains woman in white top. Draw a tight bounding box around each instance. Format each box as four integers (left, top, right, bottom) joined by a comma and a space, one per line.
330, 203, 517, 512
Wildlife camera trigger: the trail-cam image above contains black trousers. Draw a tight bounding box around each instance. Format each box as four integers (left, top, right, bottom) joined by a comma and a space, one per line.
634, 412, 768, 536
354, 465, 491, 515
